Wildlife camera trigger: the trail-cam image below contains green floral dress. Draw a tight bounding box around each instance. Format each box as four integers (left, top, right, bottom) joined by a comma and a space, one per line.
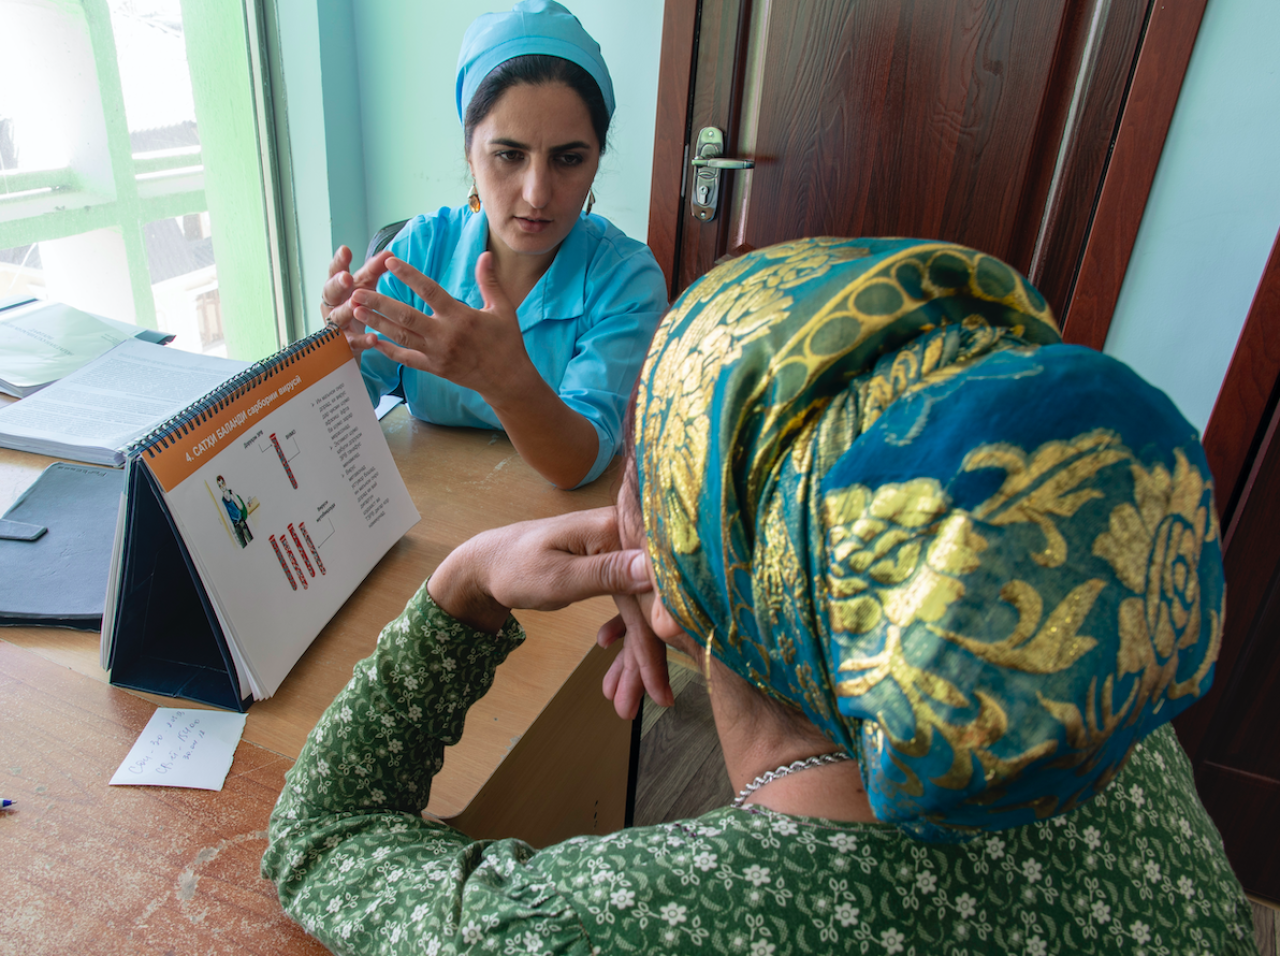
262, 584, 1257, 956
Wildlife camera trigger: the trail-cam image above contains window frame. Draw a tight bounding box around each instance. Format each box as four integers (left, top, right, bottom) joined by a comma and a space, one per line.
0, 0, 297, 360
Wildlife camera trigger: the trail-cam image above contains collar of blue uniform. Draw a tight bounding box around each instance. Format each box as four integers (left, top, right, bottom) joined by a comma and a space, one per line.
448, 208, 588, 328
635, 237, 1224, 841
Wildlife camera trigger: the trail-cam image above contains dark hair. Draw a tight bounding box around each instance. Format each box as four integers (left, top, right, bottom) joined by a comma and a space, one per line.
464, 55, 611, 155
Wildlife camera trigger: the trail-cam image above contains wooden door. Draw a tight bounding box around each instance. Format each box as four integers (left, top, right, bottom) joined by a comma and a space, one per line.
648, 0, 1167, 321
645, 0, 1280, 901
1189, 402, 1280, 902
1173, 229, 1280, 903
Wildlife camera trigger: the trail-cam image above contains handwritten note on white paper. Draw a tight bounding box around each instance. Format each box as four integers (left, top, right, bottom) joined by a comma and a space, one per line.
109, 708, 247, 790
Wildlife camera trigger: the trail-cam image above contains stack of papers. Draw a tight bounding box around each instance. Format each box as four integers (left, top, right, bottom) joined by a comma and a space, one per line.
0, 338, 250, 466
0, 303, 133, 397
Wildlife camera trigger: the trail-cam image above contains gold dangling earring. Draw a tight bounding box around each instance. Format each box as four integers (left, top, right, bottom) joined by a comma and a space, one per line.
468, 183, 481, 214
584, 188, 595, 216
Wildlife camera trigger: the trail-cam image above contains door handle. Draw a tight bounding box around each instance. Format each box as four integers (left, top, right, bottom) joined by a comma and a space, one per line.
690, 127, 754, 221
691, 158, 755, 170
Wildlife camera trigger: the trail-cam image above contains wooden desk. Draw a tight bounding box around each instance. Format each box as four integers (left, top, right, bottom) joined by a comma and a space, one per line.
0, 410, 633, 953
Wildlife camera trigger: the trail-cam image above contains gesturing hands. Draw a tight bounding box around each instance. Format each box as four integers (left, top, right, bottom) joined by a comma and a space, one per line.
427, 508, 675, 720
320, 245, 394, 357
349, 252, 533, 404
344, 250, 600, 489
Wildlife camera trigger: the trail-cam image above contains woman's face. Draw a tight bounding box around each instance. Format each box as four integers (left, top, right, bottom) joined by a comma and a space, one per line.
467, 81, 600, 265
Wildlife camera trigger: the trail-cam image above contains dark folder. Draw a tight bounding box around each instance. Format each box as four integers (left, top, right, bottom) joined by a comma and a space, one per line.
0, 462, 124, 629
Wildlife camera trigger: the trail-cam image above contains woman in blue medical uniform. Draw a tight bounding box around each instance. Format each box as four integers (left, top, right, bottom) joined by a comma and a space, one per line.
321, 1, 668, 490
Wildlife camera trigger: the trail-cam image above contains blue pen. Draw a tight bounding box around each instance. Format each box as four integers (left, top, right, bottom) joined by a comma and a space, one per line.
0, 799, 13, 809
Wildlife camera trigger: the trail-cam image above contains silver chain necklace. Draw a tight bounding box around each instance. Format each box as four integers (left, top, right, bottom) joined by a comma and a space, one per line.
729, 751, 854, 809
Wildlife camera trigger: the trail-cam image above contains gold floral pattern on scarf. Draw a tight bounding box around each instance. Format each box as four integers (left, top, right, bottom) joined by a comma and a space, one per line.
824, 479, 986, 636
640, 239, 868, 559
635, 237, 1221, 837
820, 430, 1221, 813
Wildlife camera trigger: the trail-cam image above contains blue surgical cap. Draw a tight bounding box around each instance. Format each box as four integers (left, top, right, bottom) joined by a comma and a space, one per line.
455, 0, 615, 125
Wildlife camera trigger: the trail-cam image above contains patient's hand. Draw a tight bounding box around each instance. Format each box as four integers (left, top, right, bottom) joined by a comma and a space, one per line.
598, 593, 674, 720
428, 508, 652, 634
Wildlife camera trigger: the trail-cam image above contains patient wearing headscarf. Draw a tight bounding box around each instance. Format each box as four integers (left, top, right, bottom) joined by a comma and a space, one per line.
265, 238, 1257, 955
637, 236, 1224, 839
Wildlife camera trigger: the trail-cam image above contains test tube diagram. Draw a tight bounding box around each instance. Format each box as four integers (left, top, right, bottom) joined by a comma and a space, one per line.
280, 532, 308, 590
269, 521, 329, 591
269, 535, 297, 590
300, 522, 326, 575
288, 524, 315, 577
270, 433, 298, 488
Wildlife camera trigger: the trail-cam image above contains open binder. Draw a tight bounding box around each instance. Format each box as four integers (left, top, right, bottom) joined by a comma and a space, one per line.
102, 328, 420, 711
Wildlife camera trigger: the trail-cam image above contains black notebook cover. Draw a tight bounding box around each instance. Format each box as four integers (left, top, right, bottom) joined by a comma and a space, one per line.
0, 462, 123, 629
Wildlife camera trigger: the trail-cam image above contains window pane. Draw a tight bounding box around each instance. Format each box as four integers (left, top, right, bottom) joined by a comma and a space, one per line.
2, 215, 223, 356
2, 230, 136, 321
0, 243, 43, 300
144, 213, 225, 356
1, 1, 224, 356
109, 0, 202, 160
0, 2, 105, 183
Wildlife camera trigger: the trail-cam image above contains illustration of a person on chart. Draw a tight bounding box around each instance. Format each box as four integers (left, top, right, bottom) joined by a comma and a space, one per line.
217, 475, 253, 548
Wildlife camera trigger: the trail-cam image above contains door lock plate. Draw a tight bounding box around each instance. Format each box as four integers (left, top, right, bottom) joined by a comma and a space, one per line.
690, 127, 754, 222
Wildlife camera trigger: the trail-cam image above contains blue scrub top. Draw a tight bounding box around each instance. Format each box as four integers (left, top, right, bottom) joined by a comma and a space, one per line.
362, 206, 668, 486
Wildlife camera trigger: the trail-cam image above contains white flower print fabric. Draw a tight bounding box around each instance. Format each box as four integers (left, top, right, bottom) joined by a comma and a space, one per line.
262, 583, 1258, 955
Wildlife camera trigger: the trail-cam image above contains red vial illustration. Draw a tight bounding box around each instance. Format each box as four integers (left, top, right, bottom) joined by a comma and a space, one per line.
289, 523, 316, 577
300, 521, 326, 575
271, 432, 298, 488
281, 534, 308, 590
269, 534, 297, 590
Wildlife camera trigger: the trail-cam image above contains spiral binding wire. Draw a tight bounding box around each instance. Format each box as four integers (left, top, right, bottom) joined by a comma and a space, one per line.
125, 326, 343, 461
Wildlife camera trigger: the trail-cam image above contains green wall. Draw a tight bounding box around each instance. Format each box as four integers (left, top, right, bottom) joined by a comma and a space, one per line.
274, 0, 334, 335
316, 0, 368, 264
351, 1, 662, 247
182, 0, 280, 360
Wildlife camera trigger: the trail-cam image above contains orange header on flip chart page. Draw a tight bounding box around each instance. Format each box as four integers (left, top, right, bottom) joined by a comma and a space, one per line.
142, 333, 354, 493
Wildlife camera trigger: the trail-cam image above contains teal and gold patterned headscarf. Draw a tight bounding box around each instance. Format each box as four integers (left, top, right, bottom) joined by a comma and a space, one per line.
635, 237, 1222, 841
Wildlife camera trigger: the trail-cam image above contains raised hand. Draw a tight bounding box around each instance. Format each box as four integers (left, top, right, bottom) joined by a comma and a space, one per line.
319, 245, 394, 357
349, 252, 532, 401
598, 592, 675, 720
351, 252, 600, 489
427, 507, 653, 634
